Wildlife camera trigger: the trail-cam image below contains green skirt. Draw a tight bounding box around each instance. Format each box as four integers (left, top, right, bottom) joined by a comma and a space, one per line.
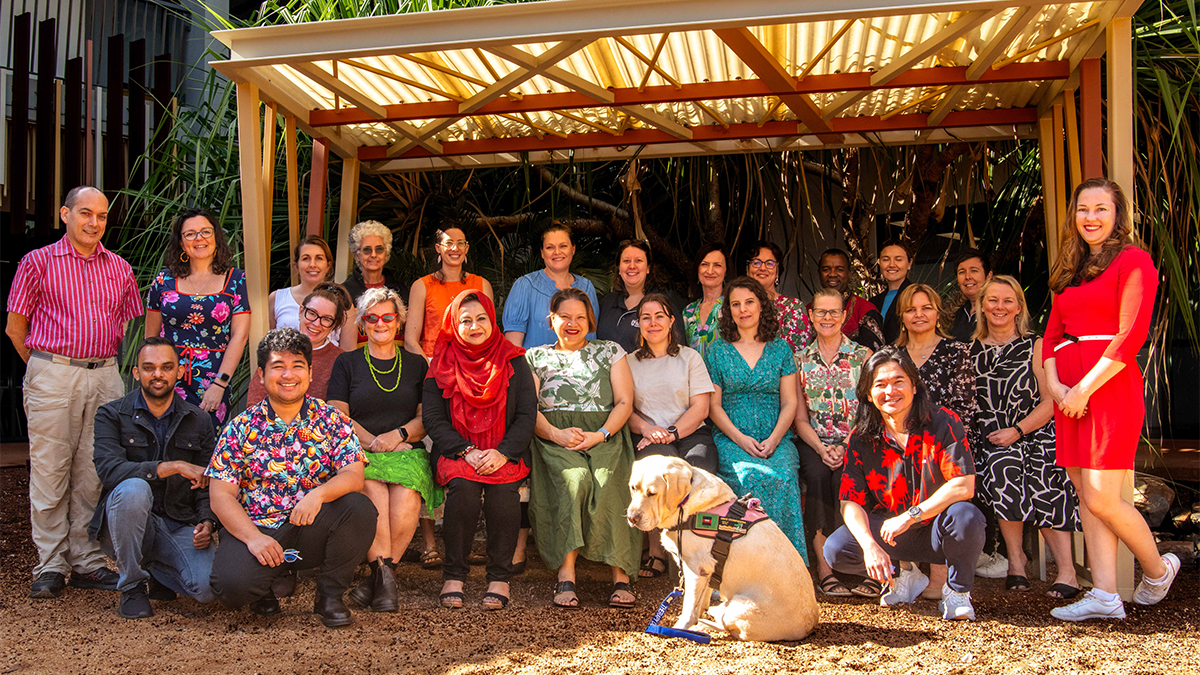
528, 409, 640, 577
363, 447, 444, 517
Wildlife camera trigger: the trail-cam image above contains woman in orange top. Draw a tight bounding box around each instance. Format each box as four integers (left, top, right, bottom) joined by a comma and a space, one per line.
405, 226, 493, 359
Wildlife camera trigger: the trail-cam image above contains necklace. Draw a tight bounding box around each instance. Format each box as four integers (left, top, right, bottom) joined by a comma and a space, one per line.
364, 344, 402, 393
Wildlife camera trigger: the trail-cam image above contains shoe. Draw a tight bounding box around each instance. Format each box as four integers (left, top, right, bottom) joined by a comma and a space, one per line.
975, 552, 1009, 579
482, 592, 510, 610
880, 565, 928, 607
1133, 553, 1180, 606
420, 548, 443, 569
512, 560, 527, 575
119, 583, 154, 620
271, 570, 297, 599
439, 591, 465, 609
1050, 590, 1126, 621
939, 585, 976, 621
370, 558, 399, 613
249, 592, 281, 617
69, 567, 119, 591
314, 591, 354, 628
346, 571, 375, 609
147, 577, 177, 601
29, 571, 67, 598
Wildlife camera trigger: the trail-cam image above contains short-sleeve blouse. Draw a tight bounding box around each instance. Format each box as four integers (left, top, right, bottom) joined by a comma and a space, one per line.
775, 295, 815, 355
525, 340, 625, 412
796, 335, 870, 446
683, 297, 723, 356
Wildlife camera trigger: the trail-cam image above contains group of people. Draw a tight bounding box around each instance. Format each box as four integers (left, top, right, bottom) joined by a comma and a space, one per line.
5, 177, 1179, 630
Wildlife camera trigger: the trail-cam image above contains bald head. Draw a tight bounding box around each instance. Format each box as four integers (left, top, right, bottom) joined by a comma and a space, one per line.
60, 187, 109, 256
63, 186, 106, 211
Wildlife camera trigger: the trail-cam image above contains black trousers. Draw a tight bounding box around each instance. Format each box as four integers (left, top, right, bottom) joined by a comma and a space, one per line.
210, 492, 377, 608
632, 426, 718, 474
442, 478, 521, 583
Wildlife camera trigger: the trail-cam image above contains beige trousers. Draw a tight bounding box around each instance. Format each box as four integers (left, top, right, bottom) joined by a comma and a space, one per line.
22, 357, 125, 577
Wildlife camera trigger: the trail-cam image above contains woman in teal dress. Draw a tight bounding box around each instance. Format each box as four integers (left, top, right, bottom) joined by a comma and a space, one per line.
705, 276, 807, 563
683, 242, 728, 357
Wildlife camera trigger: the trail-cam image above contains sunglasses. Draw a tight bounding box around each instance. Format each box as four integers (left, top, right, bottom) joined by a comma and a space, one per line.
364, 313, 399, 324
360, 245, 387, 256
302, 307, 337, 328
182, 228, 215, 241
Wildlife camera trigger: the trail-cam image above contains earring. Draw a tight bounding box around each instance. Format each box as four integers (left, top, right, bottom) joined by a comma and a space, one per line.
180, 252, 189, 263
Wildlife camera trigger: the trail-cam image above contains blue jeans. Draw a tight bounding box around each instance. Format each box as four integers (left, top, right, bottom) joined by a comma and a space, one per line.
823, 501, 985, 593
99, 479, 215, 602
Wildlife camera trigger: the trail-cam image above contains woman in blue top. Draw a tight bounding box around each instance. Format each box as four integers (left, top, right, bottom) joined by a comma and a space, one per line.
868, 239, 913, 345
704, 276, 806, 562
502, 222, 598, 349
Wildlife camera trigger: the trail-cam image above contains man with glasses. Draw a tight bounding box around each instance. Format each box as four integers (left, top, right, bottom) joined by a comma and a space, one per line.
6, 186, 143, 599
807, 248, 885, 351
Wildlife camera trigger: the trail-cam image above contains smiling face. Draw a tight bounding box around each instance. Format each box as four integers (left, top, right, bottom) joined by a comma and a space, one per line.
697, 250, 727, 292
870, 361, 914, 421
878, 245, 911, 284
355, 234, 388, 274
981, 282, 1020, 334
261, 350, 312, 407
134, 344, 179, 402
299, 296, 338, 345
296, 244, 331, 286
436, 227, 469, 267
619, 246, 649, 292
638, 300, 674, 349
809, 294, 846, 339
362, 300, 401, 346
61, 189, 109, 254
901, 291, 937, 338
541, 230, 575, 275
747, 247, 779, 291
956, 257, 990, 302
818, 253, 850, 293
728, 287, 762, 336
550, 298, 590, 349
456, 299, 492, 346
180, 215, 217, 263
1075, 186, 1117, 254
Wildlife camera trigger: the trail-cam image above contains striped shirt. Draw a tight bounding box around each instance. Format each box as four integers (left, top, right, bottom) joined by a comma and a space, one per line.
7, 236, 143, 358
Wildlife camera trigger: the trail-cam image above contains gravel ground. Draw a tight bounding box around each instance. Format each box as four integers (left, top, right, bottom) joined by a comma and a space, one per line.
1, 467, 1196, 675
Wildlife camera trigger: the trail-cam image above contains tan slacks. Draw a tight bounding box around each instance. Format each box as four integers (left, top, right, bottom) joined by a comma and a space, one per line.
22, 357, 125, 577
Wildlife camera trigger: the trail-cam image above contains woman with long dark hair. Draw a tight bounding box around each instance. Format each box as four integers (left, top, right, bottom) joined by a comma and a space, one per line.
745, 240, 813, 355
405, 226, 493, 359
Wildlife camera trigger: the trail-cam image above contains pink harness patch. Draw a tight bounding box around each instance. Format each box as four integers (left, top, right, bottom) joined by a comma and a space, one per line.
686, 498, 770, 540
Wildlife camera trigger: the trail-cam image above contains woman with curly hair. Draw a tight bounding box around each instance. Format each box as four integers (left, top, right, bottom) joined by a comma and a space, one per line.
145, 208, 250, 427
704, 276, 805, 561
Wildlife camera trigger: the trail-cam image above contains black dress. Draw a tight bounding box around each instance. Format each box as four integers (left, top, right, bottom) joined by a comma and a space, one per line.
903, 338, 978, 447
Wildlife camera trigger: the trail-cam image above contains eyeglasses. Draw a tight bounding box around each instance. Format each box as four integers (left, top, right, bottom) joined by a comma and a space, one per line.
360, 245, 387, 256
364, 313, 398, 324
811, 309, 844, 319
748, 259, 778, 270
439, 240, 469, 250
302, 307, 337, 328
182, 228, 215, 241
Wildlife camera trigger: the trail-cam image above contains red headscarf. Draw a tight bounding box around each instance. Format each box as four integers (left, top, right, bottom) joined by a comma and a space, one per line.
427, 289, 525, 450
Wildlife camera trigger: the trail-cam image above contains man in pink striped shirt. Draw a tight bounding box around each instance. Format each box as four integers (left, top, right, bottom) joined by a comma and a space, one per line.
6, 186, 144, 599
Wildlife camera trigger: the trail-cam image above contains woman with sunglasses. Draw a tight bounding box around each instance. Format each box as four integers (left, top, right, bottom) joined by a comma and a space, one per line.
596, 240, 685, 353
145, 208, 250, 427
327, 288, 442, 612
746, 240, 813, 356
405, 227, 493, 360
249, 283, 351, 405
268, 235, 358, 350
343, 220, 408, 345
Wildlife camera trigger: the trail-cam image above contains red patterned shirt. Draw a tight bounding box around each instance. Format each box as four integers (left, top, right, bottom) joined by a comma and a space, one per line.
840, 407, 974, 517
7, 237, 143, 358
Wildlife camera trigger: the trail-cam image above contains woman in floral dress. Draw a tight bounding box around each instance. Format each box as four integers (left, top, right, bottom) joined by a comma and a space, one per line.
745, 240, 813, 355
146, 208, 250, 428
683, 242, 728, 356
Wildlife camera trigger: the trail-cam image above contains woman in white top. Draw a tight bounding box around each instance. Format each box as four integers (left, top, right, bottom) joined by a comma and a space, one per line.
269, 235, 357, 349
626, 293, 716, 578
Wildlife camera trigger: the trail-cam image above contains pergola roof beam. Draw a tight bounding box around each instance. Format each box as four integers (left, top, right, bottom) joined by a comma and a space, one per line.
1035, 0, 1144, 115
992, 18, 1100, 70
799, 19, 856, 79
965, 6, 1038, 79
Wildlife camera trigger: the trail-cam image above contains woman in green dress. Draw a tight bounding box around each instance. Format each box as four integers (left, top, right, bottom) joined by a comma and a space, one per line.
526, 288, 640, 609
327, 287, 442, 612
683, 242, 728, 357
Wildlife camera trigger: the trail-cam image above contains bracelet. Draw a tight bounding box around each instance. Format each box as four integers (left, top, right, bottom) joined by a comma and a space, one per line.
1013, 425, 1024, 439
212, 381, 228, 389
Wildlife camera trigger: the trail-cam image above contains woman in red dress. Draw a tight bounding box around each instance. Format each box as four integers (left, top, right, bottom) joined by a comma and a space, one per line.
1043, 178, 1180, 621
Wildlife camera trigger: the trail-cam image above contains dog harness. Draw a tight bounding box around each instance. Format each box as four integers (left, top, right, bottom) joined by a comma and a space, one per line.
668, 493, 771, 588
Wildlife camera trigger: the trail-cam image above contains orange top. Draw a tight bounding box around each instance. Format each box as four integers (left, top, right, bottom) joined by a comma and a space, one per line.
420, 273, 486, 356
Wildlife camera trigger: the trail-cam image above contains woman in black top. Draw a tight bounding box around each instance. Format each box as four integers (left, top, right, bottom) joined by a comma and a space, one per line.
596, 239, 686, 352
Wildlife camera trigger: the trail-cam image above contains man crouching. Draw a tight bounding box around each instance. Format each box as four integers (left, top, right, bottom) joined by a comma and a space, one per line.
207, 328, 377, 627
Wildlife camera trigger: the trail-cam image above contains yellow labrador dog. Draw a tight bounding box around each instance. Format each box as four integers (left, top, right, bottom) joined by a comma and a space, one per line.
627, 455, 818, 642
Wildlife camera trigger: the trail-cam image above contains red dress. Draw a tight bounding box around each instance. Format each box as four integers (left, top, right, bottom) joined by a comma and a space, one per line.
1043, 247, 1158, 469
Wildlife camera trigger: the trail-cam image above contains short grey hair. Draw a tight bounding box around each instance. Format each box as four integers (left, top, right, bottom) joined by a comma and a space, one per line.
348, 220, 393, 262
355, 287, 407, 328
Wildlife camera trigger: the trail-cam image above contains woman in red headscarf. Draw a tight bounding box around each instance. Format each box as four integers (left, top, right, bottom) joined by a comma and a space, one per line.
422, 290, 537, 610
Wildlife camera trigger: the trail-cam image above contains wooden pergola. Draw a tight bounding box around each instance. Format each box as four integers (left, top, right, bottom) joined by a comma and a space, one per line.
213, 0, 1141, 593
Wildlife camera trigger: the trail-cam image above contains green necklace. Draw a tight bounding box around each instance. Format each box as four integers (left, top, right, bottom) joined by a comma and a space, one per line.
364, 344, 402, 393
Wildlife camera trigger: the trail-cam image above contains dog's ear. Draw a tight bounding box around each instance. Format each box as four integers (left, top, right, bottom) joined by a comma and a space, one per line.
662, 459, 693, 513
687, 466, 736, 508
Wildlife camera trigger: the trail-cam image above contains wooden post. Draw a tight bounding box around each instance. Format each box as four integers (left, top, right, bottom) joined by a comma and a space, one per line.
285, 114, 300, 286
1107, 18, 1135, 220
261, 102, 278, 249
1052, 101, 1068, 227
1079, 59, 1104, 179
1037, 112, 1060, 268
334, 157, 361, 283
1063, 88, 1082, 192
306, 137, 330, 237
236, 82, 269, 372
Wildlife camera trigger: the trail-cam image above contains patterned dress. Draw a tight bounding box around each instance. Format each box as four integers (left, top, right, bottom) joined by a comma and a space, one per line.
147, 268, 250, 426
683, 297, 723, 356
525, 340, 640, 575
775, 295, 815, 356
705, 337, 807, 563
971, 337, 1079, 530
904, 339, 978, 453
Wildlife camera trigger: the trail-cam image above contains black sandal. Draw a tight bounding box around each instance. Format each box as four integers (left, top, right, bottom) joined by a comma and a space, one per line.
1045, 583, 1082, 599
553, 580, 579, 608
482, 592, 510, 610
639, 555, 668, 579
439, 591, 464, 609
1005, 574, 1030, 592
609, 581, 636, 609
818, 573, 852, 597
849, 577, 883, 598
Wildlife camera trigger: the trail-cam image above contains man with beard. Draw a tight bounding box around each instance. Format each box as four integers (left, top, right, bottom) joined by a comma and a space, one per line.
90, 337, 218, 618
808, 248, 885, 350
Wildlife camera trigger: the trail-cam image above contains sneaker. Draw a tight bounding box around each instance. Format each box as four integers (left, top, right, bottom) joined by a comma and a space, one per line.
1050, 590, 1126, 621
147, 577, 177, 601
119, 583, 154, 620
1133, 553, 1181, 606
29, 571, 67, 598
69, 567, 119, 591
881, 565, 929, 607
939, 585, 976, 621
975, 552, 1009, 579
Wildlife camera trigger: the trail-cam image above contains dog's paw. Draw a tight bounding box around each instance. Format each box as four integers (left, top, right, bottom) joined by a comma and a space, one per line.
671, 618, 698, 630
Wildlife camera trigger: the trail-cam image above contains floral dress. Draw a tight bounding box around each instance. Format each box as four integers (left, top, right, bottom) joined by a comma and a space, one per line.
683, 297, 723, 356
775, 295, 815, 356
705, 337, 807, 563
147, 268, 249, 426
904, 338, 978, 453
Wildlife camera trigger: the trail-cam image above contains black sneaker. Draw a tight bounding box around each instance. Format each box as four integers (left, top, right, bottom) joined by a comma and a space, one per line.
69, 567, 120, 591
147, 577, 177, 601
119, 583, 154, 620
29, 571, 67, 598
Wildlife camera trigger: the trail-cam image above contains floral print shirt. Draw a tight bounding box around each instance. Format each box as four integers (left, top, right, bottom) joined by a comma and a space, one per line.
525, 340, 625, 413
206, 397, 365, 528
796, 335, 870, 446
775, 295, 815, 356
683, 297, 723, 357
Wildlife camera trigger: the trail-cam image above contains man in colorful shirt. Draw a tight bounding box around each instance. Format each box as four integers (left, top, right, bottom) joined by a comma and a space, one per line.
6, 186, 143, 598
823, 347, 985, 621
207, 328, 376, 627
808, 248, 885, 351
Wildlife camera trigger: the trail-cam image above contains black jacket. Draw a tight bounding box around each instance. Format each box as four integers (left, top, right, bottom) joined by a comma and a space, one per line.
422, 356, 537, 465
596, 287, 687, 353
89, 390, 217, 540
950, 304, 975, 342
869, 278, 914, 345
342, 268, 408, 306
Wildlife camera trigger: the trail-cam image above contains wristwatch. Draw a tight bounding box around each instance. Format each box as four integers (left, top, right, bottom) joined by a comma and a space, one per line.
667, 425, 678, 442
906, 505, 924, 522
598, 427, 611, 442
398, 426, 410, 442
216, 372, 231, 385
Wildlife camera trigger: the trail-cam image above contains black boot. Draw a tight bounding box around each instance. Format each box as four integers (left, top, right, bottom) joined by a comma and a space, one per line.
314, 589, 354, 628
371, 558, 399, 613
346, 566, 375, 609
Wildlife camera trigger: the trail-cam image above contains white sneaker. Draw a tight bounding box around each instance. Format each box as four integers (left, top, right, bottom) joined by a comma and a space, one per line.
880, 565, 929, 607
939, 584, 976, 621
975, 552, 1009, 579
1133, 553, 1181, 606
1050, 590, 1126, 621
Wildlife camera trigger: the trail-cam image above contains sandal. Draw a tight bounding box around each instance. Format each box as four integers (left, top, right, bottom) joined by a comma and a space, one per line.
639, 555, 668, 579
553, 580, 579, 608
1005, 574, 1030, 592
609, 581, 636, 609
1045, 583, 1082, 600
482, 592, 510, 610
512, 561, 527, 575
468, 551, 487, 566
818, 574, 852, 597
439, 591, 464, 609
420, 549, 443, 569
849, 577, 883, 598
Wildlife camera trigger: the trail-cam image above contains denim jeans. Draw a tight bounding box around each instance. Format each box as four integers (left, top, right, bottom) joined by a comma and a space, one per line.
100, 479, 215, 602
